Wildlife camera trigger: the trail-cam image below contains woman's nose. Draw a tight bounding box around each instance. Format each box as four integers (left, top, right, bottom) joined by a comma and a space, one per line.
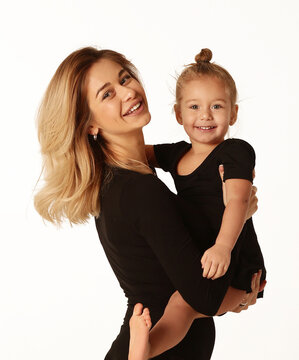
118, 85, 136, 102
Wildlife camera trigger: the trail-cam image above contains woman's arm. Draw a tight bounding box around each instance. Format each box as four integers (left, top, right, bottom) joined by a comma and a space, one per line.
123, 175, 246, 316
145, 145, 159, 168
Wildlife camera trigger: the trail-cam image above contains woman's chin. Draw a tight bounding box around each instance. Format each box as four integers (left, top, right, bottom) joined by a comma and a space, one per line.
143, 112, 151, 126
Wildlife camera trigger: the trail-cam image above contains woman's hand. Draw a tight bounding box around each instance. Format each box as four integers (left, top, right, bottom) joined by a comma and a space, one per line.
231, 270, 266, 313
218, 165, 258, 220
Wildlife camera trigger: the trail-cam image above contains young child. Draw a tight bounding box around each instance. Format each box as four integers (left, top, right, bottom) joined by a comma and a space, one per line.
128, 48, 266, 360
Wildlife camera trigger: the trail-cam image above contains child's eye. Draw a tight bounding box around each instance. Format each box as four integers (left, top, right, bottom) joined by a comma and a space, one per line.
120, 74, 131, 85
212, 104, 222, 109
190, 105, 198, 109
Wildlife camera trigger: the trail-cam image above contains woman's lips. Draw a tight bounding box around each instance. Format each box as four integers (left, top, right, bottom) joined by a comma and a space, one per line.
123, 101, 144, 116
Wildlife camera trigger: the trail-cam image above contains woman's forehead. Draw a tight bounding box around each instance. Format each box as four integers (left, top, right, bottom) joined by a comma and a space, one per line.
88, 59, 122, 84
86, 59, 123, 98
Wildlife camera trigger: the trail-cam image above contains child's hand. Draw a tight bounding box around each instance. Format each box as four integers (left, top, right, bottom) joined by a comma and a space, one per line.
201, 243, 231, 280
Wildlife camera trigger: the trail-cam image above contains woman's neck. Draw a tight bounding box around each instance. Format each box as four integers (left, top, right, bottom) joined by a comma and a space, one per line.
105, 129, 150, 169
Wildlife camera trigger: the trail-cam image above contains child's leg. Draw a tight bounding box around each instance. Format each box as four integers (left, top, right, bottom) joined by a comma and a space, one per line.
148, 291, 201, 358
128, 303, 152, 360
128, 292, 199, 360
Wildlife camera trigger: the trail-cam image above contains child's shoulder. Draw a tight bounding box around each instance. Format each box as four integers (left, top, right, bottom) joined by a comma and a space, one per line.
220, 139, 256, 183
222, 138, 255, 157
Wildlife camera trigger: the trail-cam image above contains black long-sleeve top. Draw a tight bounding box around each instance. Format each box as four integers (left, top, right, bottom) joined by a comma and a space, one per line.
96, 167, 234, 318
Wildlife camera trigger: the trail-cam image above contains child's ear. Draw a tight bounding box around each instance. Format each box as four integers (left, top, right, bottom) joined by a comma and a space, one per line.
174, 104, 183, 125
229, 104, 238, 126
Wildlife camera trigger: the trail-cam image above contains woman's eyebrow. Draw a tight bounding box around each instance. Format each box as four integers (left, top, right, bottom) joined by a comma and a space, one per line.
95, 69, 126, 99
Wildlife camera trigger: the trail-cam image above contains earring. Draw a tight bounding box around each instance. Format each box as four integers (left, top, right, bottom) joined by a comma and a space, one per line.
93, 134, 97, 141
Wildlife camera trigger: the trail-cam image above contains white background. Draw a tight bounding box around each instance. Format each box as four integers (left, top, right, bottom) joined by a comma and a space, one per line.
0, 0, 298, 359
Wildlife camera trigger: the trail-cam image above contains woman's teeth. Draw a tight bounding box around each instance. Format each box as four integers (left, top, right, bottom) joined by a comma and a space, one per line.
126, 102, 141, 115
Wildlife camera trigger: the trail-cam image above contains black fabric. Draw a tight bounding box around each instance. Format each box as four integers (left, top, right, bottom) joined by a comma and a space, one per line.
96, 167, 238, 359
104, 305, 215, 360
154, 138, 266, 294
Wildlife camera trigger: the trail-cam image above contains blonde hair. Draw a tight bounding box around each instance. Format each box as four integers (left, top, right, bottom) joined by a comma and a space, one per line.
34, 47, 144, 225
176, 48, 237, 107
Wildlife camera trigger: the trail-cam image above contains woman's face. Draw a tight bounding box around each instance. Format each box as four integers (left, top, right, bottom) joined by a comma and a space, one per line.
86, 59, 151, 138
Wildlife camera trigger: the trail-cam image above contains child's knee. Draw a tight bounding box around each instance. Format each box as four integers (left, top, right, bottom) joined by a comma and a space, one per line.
169, 292, 196, 315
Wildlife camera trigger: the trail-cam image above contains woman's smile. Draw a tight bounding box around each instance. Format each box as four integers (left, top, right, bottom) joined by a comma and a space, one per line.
123, 99, 144, 116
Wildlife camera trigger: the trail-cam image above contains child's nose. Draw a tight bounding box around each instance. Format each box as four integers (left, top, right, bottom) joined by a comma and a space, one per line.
200, 109, 211, 120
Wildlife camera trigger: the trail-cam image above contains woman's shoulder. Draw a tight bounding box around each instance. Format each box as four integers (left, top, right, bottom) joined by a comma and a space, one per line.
154, 140, 191, 172
107, 167, 173, 198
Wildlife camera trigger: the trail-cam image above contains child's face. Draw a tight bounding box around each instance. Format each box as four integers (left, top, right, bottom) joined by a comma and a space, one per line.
175, 76, 238, 146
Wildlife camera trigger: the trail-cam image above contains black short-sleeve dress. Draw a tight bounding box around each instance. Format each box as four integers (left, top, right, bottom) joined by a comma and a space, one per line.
154, 138, 266, 295
96, 165, 245, 359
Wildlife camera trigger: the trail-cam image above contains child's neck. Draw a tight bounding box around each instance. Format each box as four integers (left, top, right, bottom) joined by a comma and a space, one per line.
190, 139, 224, 155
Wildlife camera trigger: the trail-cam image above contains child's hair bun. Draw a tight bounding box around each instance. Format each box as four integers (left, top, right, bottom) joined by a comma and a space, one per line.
195, 48, 213, 63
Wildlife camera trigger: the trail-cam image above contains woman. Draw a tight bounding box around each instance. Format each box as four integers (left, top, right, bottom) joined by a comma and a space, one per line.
34, 47, 264, 359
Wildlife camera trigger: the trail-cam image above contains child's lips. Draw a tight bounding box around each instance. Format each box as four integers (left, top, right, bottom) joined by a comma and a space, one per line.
194, 126, 217, 131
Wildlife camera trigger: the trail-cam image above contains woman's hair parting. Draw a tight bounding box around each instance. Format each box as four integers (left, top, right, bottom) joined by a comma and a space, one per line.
34, 47, 141, 225
176, 48, 237, 106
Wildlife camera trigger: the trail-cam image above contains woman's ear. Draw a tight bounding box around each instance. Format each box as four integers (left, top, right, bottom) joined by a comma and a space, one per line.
174, 104, 183, 125
229, 104, 238, 126
88, 125, 99, 136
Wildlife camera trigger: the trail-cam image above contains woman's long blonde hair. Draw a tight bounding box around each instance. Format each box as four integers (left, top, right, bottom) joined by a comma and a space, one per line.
34, 47, 142, 225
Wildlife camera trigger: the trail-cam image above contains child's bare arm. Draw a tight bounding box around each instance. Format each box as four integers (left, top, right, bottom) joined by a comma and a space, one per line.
201, 178, 252, 280
145, 145, 160, 168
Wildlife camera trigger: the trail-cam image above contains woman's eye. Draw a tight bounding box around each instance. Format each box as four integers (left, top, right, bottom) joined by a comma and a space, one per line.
120, 74, 131, 85
190, 105, 198, 109
102, 91, 111, 100
212, 104, 222, 109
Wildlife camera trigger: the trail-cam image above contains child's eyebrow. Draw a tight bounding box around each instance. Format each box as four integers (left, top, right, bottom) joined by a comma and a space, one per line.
213, 98, 227, 102
184, 98, 228, 103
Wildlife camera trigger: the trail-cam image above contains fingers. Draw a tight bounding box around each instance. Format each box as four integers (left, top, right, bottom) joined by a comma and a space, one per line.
218, 164, 224, 182
201, 253, 207, 269
202, 260, 211, 278
202, 258, 217, 278
212, 264, 227, 280
247, 270, 262, 306
259, 280, 267, 293
207, 262, 218, 279
203, 260, 228, 279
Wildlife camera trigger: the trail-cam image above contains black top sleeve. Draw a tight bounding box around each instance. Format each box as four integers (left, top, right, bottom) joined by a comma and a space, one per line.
153, 142, 186, 172
120, 174, 230, 316
221, 139, 256, 183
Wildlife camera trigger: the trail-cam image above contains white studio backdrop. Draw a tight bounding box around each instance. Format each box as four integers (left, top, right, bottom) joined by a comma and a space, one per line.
0, 0, 298, 359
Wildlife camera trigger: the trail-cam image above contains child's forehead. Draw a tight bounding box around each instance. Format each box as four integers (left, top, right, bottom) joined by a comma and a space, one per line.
181, 77, 230, 99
